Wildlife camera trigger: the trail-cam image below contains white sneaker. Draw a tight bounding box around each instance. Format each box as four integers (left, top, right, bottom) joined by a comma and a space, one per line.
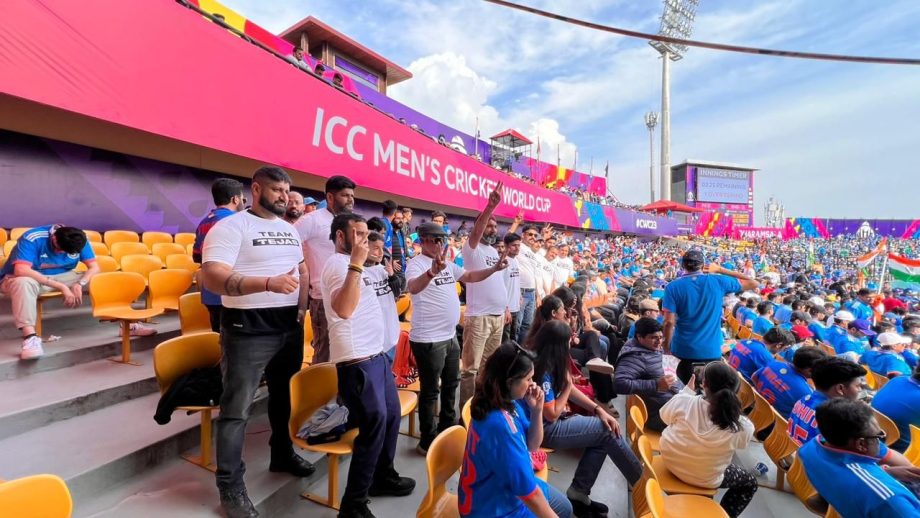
118, 323, 158, 337
21, 336, 44, 360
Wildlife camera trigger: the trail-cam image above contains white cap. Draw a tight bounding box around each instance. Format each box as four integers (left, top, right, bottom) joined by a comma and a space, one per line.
809, 296, 825, 307
740, 291, 760, 300
833, 310, 855, 322
877, 332, 911, 347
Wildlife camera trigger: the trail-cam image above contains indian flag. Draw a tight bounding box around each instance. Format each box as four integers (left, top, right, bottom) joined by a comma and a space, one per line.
856, 238, 887, 269
888, 253, 920, 286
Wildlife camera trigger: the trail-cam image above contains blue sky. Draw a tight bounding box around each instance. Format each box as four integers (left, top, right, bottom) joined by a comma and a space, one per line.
221, 0, 920, 222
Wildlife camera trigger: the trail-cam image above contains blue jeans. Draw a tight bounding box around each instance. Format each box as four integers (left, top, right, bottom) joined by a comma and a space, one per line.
215, 323, 303, 491
517, 289, 536, 344
542, 480, 573, 517
543, 414, 643, 494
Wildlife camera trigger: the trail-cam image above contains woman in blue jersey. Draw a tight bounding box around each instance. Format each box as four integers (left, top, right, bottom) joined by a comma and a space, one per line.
459, 342, 572, 518
532, 320, 643, 517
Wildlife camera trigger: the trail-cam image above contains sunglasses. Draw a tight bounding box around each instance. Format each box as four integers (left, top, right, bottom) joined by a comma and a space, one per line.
506, 342, 530, 378
862, 430, 887, 442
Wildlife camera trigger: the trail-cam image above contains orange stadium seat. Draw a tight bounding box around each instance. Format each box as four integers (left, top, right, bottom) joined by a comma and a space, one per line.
148, 269, 194, 311
416, 425, 465, 518
165, 254, 199, 273
0, 228, 7, 248
94, 255, 120, 273
103, 230, 140, 248
9, 227, 29, 240
142, 231, 173, 249
120, 254, 163, 283
110, 242, 149, 263
178, 292, 212, 335
644, 478, 728, 518
90, 272, 164, 365
83, 229, 103, 243
151, 242, 187, 263
153, 332, 221, 470
0, 474, 72, 518
174, 232, 196, 247
90, 241, 110, 257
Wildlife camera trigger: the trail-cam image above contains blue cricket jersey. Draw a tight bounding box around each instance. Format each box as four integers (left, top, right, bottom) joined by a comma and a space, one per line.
753, 316, 774, 337
728, 339, 773, 381
871, 376, 920, 453
753, 360, 813, 419
663, 273, 741, 360
194, 207, 235, 306
787, 391, 828, 446
861, 350, 912, 377
0, 225, 96, 282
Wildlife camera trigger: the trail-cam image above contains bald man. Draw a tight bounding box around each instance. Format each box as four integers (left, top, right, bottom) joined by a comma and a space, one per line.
284, 191, 306, 225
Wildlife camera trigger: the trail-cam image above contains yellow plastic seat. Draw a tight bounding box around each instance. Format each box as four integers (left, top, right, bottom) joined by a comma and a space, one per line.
645, 478, 727, 518
396, 295, 411, 318
9, 227, 29, 240
103, 230, 140, 248
905, 425, 920, 466
94, 255, 119, 273
142, 231, 174, 249
34, 291, 64, 337
399, 389, 419, 438
165, 254, 200, 273
152, 243, 187, 264
178, 292, 212, 335
748, 388, 775, 437
762, 408, 798, 490
825, 507, 842, 518
289, 364, 359, 510
629, 404, 661, 454
90, 241, 110, 257
186, 243, 194, 256
736, 374, 756, 412
120, 254, 163, 283
737, 326, 753, 340
817, 343, 836, 357
864, 371, 878, 391
3, 240, 16, 258
787, 454, 828, 515
302, 312, 314, 367
0, 228, 6, 248
869, 371, 889, 390
638, 435, 717, 497
417, 425, 465, 518
90, 272, 164, 365
110, 242, 149, 264
0, 474, 72, 518
174, 232, 196, 247
873, 408, 900, 447
83, 230, 103, 243
153, 332, 221, 470
148, 269, 194, 311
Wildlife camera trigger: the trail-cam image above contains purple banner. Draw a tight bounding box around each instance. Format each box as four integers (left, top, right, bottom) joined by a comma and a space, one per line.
615, 209, 678, 237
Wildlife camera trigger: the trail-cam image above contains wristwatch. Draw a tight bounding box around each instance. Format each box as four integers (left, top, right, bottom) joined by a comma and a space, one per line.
78, 280, 88, 287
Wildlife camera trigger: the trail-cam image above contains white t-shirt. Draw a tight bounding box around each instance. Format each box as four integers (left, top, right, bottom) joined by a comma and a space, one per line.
320, 253, 385, 363
504, 256, 521, 313
552, 256, 574, 286
366, 264, 400, 351
295, 208, 335, 299
536, 252, 554, 298
517, 246, 538, 290
202, 211, 303, 309
461, 242, 506, 317
406, 254, 464, 343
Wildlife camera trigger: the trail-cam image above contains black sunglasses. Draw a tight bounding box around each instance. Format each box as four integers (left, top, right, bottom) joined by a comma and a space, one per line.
505, 342, 530, 378
862, 430, 887, 443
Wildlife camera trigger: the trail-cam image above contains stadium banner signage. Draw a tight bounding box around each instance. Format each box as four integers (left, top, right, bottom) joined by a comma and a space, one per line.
615, 210, 678, 236
733, 227, 784, 240
695, 167, 751, 205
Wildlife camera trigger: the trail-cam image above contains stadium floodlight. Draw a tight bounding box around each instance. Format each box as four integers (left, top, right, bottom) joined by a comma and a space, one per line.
644, 111, 659, 203
649, 0, 699, 201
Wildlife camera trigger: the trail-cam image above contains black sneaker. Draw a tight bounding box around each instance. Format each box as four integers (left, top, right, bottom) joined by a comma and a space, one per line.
269, 452, 316, 477
569, 497, 608, 518
338, 499, 377, 518
368, 473, 416, 497
219, 488, 259, 518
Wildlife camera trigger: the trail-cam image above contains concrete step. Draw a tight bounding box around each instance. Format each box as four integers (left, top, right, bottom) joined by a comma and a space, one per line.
0, 348, 161, 440
0, 313, 180, 381
0, 299, 97, 339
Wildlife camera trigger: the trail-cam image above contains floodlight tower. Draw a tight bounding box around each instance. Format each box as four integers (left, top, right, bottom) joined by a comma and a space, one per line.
649, 0, 699, 201
644, 111, 658, 203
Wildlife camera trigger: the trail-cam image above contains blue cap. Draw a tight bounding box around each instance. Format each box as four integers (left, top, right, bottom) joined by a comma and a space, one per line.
304, 196, 319, 205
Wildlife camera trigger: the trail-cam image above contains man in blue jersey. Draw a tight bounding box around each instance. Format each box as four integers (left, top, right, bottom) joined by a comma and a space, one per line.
861, 332, 913, 378
871, 365, 920, 453
787, 358, 866, 445
851, 288, 876, 323
0, 225, 99, 359
773, 295, 795, 326
728, 327, 795, 381
752, 301, 775, 336
752, 347, 827, 418
799, 398, 920, 517
663, 249, 758, 383
193, 178, 246, 331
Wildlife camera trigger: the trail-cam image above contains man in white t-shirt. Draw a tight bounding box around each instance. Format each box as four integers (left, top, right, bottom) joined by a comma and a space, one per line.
201, 167, 313, 518
295, 175, 356, 364
552, 244, 575, 286
405, 222, 508, 455
365, 231, 403, 359
321, 213, 415, 517
516, 224, 541, 343
458, 183, 510, 407
501, 232, 523, 343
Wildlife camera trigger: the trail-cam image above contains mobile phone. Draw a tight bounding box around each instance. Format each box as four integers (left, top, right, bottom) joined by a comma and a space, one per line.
691, 362, 708, 394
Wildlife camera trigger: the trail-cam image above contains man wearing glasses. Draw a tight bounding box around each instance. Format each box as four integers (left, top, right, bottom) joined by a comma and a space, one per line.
799, 398, 920, 517
516, 224, 549, 342
194, 177, 247, 331
405, 220, 508, 456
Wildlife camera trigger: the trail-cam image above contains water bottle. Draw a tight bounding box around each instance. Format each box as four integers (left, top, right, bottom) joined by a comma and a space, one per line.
752, 462, 769, 477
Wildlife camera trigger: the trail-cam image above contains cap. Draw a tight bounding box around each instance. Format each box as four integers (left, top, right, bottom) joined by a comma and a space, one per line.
791, 325, 814, 341
791, 311, 812, 323
877, 331, 911, 347
809, 296, 825, 307
303, 196, 319, 205
833, 310, 855, 322
639, 299, 659, 311
848, 318, 876, 336
416, 222, 448, 238
683, 249, 704, 264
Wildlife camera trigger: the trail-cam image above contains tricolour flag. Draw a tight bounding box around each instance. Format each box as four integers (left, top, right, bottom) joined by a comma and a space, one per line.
856, 238, 887, 269
888, 253, 920, 286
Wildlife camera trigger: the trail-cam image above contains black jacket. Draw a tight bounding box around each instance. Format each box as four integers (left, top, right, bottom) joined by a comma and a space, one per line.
154, 367, 223, 425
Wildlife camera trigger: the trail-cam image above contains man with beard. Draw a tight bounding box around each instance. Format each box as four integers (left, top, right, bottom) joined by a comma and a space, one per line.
321, 213, 415, 517
295, 175, 356, 364
283, 191, 305, 225
389, 208, 407, 276
193, 178, 247, 331
458, 183, 511, 407
201, 166, 313, 518
406, 220, 510, 455
501, 232, 523, 344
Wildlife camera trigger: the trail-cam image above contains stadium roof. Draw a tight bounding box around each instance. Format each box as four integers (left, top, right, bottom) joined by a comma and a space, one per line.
278, 16, 412, 86
490, 129, 532, 147
672, 159, 759, 172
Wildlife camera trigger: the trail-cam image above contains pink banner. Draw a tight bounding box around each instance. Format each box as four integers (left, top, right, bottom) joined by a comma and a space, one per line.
733, 227, 784, 240
0, 0, 581, 226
